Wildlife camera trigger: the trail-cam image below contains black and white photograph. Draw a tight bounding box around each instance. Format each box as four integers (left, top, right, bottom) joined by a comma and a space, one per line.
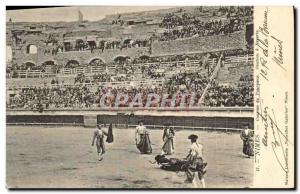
5, 5, 273, 189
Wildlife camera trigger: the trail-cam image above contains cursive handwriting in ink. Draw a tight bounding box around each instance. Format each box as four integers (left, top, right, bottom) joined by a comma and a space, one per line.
271, 35, 286, 71
255, 8, 270, 82
257, 105, 292, 174
260, 106, 269, 147
268, 109, 291, 174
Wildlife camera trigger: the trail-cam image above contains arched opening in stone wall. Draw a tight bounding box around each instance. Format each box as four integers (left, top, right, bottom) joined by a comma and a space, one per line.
131, 55, 150, 64
26, 44, 38, 54
42, 60, 56, 66
23, 61, 36, 70
42, 60, 59, 73
89, 58, 105, 66
139, 55, 150, 62
65, 60, 80, 68
114, 55, 131, 65
139, 55, 150, 60
123, 39, 133, 44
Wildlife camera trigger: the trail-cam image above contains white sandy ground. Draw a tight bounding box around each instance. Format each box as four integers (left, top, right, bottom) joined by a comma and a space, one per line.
6, 126, 253, 188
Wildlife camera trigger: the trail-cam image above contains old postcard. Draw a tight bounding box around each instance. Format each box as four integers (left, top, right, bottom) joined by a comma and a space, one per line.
5, 6, 294, 189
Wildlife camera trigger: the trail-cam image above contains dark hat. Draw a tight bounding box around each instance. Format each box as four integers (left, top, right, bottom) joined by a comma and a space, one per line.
188, 134, 198, 140
138, 120, 144, 124
97, 124, 103, 128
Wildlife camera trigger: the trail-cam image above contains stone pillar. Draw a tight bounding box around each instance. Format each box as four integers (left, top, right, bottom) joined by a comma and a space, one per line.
83, 115, 97, 128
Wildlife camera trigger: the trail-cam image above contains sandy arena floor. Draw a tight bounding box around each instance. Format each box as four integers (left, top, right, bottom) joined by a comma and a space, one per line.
6, 126, 253, 188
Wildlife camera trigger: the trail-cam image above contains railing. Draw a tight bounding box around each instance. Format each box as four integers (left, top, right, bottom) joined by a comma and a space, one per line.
7, 58, 218, 79
198, 55, 222, 103
8, 70, 57, 79
61, 66, 107, 75
224, 54, 254, 65
136, 58, 217, 68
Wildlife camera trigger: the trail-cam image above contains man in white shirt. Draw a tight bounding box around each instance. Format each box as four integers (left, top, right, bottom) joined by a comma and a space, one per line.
91, 124, 107, 161
135, 121, 152, 154
185, 134, 207, 188
135, 121, 146, 144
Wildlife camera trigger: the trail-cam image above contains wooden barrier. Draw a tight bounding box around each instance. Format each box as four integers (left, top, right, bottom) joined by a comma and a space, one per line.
6, 122, 243, 132
83, 115, 97, 128
7, 107, 254, 130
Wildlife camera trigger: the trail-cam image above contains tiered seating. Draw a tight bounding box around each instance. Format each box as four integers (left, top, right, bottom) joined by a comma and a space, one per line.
7, 76, 76, 90
7, 57, 217, 83
202, 53, 254, 107
7, 55, 221, 110
216, 54, 253, 84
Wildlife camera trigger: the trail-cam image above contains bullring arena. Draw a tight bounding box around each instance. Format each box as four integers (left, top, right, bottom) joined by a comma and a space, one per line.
6, 6, 254, 188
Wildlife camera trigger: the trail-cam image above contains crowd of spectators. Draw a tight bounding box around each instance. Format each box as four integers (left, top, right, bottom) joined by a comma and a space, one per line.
159, 13, 197, 29
7, 6, 255, 110
132, 53, 216, 64
96, 85, 204, 108
8, 56, 217, 110
204, 80, 253, 107
44, 33, 60, 45
239, 74, 253, 82
7, 41, 254, 109
8, 84, 205, 109
92, 73, 111, 83
156, 7, 252, 41
112, 53, 217, 80
158, 18, 244, 41
217, 6, 253, 18
6, 62, 62, 78
74, 72, 137, 84
8, 72, 254, 110
7, 51, 219, 84
8, 86, 96, 110
42, 38, 151, 55
159, 7, 253, 29
167, 72, 209, 92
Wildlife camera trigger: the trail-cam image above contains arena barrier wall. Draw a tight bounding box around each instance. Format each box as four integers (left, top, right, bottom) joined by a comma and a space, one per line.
6, 107, 254, 131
